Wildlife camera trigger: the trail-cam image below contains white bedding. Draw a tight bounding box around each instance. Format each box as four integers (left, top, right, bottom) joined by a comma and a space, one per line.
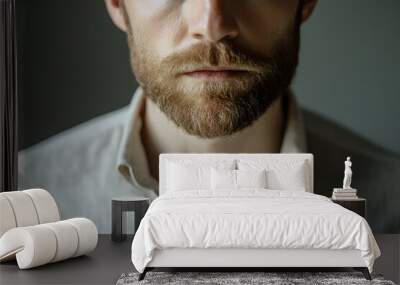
131, 190, 380, 273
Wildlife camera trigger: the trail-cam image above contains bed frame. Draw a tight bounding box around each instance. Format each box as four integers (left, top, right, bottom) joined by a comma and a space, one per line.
141, 248, 370, 280
138, 154, 371, 281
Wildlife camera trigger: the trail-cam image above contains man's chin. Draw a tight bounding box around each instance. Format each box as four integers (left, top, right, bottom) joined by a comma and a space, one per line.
156, 95, 263, 138
175, 80, 258, 100
145, 77, 283, 138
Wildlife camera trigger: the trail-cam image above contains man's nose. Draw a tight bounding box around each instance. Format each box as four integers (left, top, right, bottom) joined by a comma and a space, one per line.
186, 0, 239, 43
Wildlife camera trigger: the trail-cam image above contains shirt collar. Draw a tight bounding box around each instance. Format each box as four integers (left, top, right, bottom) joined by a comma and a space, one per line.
280, 90, 308, 153
117, 88, 158, 198
117, 87, 308, 195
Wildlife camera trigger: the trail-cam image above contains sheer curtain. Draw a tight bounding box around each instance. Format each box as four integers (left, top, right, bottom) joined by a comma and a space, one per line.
0, 0, 18, 192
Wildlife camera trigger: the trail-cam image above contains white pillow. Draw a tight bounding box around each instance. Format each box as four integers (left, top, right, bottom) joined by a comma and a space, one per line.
166, 160, 235, 192
211, 168, 268, 190
211, 168, 236, 190
236, 169, 267, 189
167, 162, 209, 191
238, 159, 309, 192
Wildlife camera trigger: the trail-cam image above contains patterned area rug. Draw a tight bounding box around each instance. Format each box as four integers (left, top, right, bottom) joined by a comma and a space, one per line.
116, 271, 396, 285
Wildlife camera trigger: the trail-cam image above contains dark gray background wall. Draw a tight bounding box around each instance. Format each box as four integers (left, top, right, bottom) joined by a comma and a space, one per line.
17, 0, 400, 154
294, 0, 400, 156
17, 0, 135, 149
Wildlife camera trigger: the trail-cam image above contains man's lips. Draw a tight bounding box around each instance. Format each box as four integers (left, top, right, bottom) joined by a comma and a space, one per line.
179, 67, 254, 79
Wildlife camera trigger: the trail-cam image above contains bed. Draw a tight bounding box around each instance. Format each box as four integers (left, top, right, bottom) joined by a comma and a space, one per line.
131, 153, 380, 281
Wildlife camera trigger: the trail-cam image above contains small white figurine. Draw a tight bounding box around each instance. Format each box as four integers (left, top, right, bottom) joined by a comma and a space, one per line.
332, 156, 357, 198
342, 156, 353, 189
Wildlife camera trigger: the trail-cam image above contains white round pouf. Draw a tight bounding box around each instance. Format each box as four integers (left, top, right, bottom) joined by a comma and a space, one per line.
0, 196, 17, 237
0, 191, 39, 227
0, 218, 98, 269
65, 218, 98, 257
0, 189, 98, 269
42, 221, 79, 262
0, 225, 57, 269
23, 189, 60, 223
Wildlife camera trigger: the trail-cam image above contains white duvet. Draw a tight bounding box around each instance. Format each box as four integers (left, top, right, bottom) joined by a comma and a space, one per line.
131, 190, 380, 273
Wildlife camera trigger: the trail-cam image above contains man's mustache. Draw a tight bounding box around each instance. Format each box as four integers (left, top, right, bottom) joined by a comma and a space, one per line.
160, 42, 275, 75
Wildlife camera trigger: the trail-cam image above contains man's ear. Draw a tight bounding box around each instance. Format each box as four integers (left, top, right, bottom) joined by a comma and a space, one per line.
105, 0, 127, 32
300, 0, 318, 23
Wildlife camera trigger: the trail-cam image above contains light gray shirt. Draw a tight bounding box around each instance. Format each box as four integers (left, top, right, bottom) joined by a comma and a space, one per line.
18, 88, 307, 233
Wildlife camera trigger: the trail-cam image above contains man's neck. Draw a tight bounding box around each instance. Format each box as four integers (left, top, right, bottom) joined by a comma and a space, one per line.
141, 93, 286, 180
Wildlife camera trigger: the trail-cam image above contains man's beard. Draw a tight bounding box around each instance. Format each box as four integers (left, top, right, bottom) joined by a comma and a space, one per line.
127, 20, 300, 138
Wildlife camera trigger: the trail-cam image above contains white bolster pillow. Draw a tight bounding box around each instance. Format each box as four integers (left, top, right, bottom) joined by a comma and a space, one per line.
1, 191, 40, 228
0, 218, 98, 269
23, 189, 60, 224
0, 196, 17, 237
0, 189, 60, 237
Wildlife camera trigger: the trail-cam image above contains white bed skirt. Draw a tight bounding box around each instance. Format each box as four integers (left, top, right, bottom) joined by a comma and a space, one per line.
148, 248, 366, 268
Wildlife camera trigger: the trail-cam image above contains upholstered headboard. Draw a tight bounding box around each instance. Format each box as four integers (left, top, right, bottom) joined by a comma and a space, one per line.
159, 153, 314, 195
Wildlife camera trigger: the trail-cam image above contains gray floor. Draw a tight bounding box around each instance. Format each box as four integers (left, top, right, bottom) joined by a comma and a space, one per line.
0, 234, 399, 285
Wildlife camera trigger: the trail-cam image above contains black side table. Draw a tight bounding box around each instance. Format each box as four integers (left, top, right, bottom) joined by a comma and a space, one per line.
331, 197, 366, 218
112, 196, 150, 242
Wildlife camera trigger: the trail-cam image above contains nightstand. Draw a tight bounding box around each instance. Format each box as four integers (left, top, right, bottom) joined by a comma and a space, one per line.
111, 196, 150, 242
331, 197, 366, 218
